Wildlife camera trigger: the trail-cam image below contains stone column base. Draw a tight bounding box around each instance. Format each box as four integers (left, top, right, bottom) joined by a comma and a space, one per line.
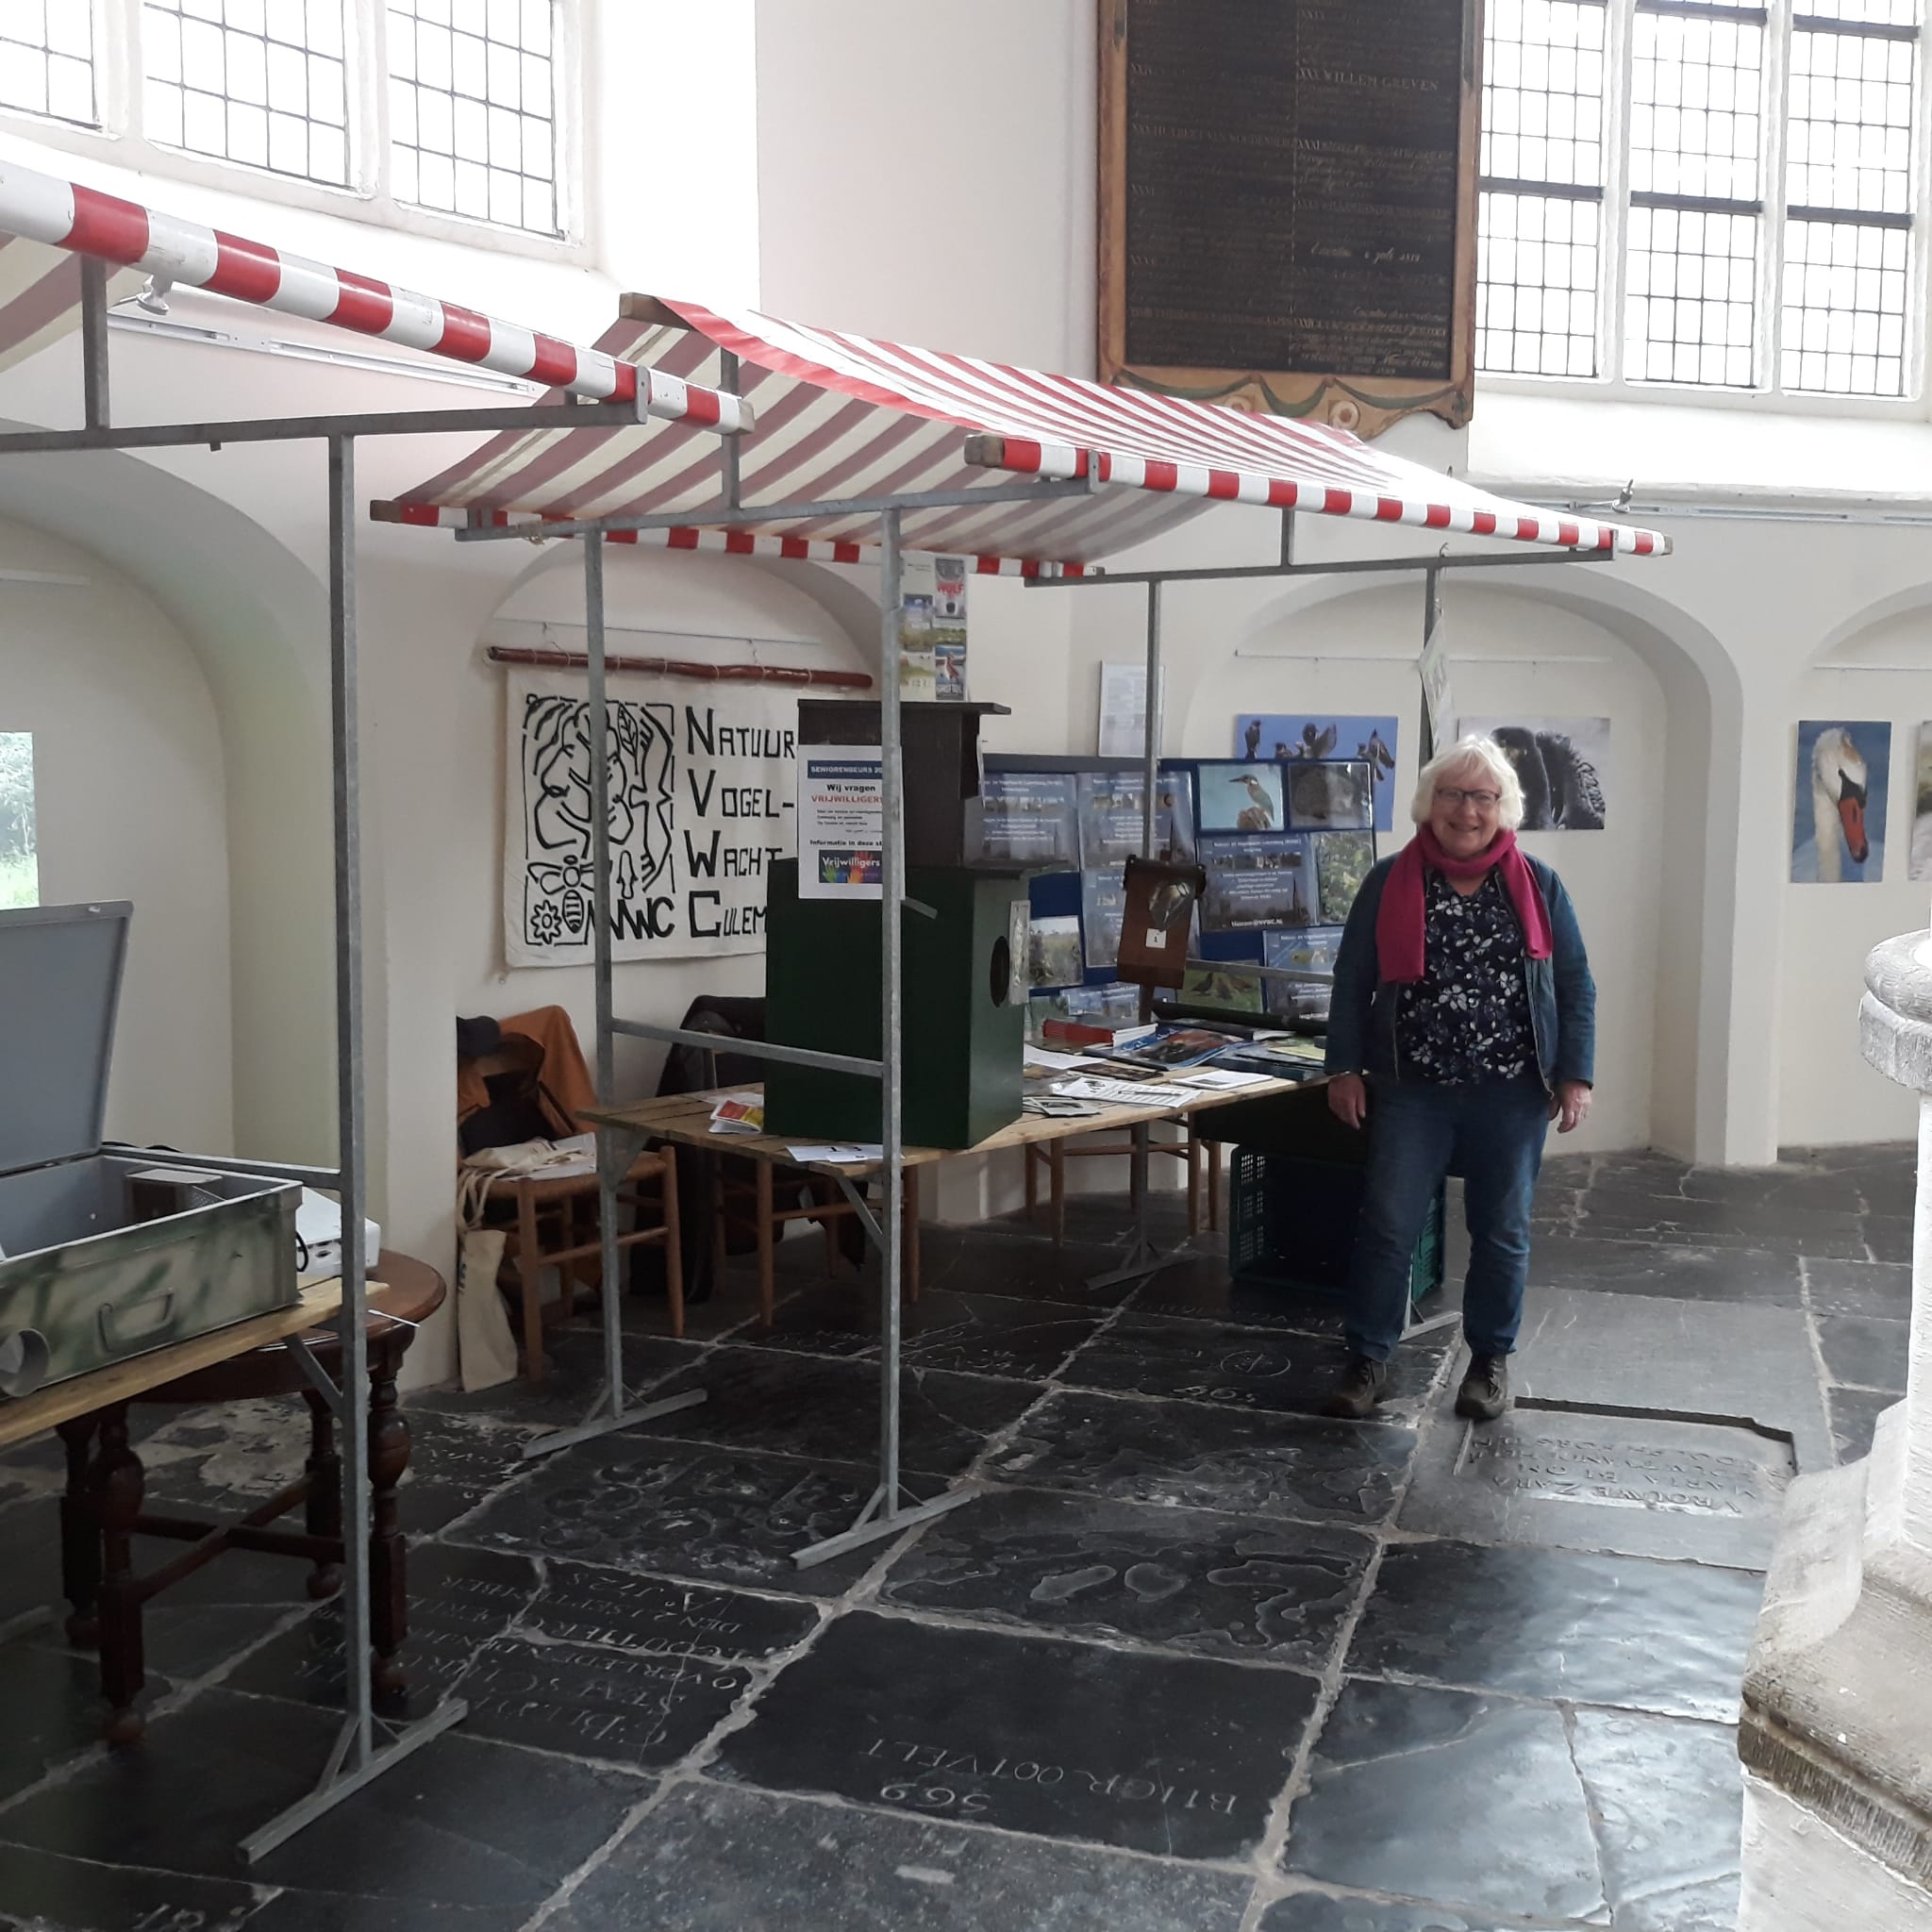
1739, 1404, 1932, 1929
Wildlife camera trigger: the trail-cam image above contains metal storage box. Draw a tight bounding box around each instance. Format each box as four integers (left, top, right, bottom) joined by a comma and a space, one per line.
0, 903, 299, 1399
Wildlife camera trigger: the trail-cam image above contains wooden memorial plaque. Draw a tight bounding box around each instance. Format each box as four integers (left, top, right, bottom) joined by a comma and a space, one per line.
1098, 0, 1482, 438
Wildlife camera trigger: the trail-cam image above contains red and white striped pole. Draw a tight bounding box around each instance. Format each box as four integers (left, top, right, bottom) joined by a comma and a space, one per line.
0, 157, 749, 432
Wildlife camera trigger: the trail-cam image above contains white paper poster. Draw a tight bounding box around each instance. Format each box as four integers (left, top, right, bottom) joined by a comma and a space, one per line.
799, 746, 884, 898
1098, 662, 1167, 757
1417, 612, 1455, 758
503, 669, 794, 968
900, 554, 969, 702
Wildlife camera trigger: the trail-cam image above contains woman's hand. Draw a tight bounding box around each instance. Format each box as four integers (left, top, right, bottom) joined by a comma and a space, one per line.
1552, 1080, 1592, 1133
1328, 1073, 1368, 1129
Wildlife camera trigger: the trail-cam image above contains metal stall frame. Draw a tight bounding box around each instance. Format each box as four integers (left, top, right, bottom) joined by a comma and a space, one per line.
0, 198, 752, 1854
443, 492, 1624, 1572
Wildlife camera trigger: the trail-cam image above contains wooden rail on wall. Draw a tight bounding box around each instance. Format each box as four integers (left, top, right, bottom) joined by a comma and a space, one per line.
485, 645, 873, 689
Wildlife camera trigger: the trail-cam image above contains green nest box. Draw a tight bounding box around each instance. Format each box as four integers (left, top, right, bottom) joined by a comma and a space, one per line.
763, 860, 1028, 1151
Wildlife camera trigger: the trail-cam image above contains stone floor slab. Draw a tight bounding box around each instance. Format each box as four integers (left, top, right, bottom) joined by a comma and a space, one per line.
1059, 1316, 1443, 1421
1399, 1404, 1793, 1570
711, 1609, 1319, 1859
1569, 1706, 1741, 1931
0, 1641, 154, 1803
985, 1391, 1415, 1527
0, 1846, 269, 1932
1814, 1312, 1909, 1394
1349, 1539, 1761, 1720
524, 1557, 818, 1661
1283, 1678, 1607, 1921
1804, 1258, 1914, 1321
875, 1487, 1373, 1671
446, 1436, 899, 1598
637, 1345, 1040, 1474
1513, 1288, 1832, 1473
1531, 1237, 1804, 1308
455, 1631, 750, 1767
1257, 1897, 1510, 1931
735, 1280, 1104, 1381
541, 1780, 1254, 1931
1828, 1386, 1896, 1464
0, 1686, 646, 1910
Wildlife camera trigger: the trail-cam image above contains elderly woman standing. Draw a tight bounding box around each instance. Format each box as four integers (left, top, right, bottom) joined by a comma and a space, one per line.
1322, 735, 1596, 1424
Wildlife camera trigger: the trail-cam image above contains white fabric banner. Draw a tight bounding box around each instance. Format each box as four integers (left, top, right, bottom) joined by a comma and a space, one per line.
503, 668, 796, 968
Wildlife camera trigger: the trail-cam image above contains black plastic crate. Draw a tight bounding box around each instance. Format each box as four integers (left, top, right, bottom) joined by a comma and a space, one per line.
1228, 1145, 1443, 1310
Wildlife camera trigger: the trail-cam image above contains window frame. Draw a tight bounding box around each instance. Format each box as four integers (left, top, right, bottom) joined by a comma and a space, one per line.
0, 0, 589, 265
1478, 0, 1932, 415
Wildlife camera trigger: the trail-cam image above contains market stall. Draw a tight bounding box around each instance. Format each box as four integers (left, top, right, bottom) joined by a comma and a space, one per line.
375, 293, 1672, 1566
0, 158, 750, 1855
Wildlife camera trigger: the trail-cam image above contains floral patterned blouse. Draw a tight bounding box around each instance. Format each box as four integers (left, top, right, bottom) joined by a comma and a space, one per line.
1396, 870, 1535, 1085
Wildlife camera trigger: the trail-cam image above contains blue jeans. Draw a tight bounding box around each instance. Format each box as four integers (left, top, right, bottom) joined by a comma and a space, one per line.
1345, 1074, 1551, 1363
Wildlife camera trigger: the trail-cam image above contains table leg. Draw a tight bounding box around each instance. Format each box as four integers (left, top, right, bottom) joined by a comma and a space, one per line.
659, 1146, 685, 1340
1050, 1142, 1065, 1246
517, 1179, 547, 1381
88, 1404, 146, 1744
757, 1160, 774, 1328
904, 1169, 921, 1304
1185, 1128, 1202, 1238
301, 1387, 342, 1601
1209, 1141, 1223, 1233
56, 1415, 101, 1646
367, 1336, 410, 1700
1024, 1144, 1039, 1220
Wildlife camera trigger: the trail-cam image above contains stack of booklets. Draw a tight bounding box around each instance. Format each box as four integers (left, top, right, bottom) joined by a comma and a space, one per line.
1084, 1026, 1243, 1073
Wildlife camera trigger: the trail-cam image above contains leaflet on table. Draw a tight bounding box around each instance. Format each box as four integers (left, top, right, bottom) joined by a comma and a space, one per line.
1049, 1075, 1185, 1107
1200, 834, 1314, 930
1091, 1026, 1243, 1071
1074, 768, 1196, 868
798, 746, 883, 899
1079, 869, 1129, 970
1172, 1067, 1275, 1091
709, 1092, 766, 1134
786, 1143, 885, 1163
975, 770, 1080, 866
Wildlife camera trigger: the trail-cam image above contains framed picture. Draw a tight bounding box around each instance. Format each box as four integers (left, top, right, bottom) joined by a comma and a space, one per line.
1198, 761, 1287, 833
1314, 831, 1376, 924
1458, 718, 1609, 831
1235, 715, 1399, 830
1287, 758, 1374, 831
1792, 721, 1888, 884
1201, 834, 1313, 930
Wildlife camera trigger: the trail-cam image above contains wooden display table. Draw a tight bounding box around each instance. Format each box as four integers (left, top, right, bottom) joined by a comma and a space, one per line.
5, 1253, 444, 1743
587, 1074, 1307, 1323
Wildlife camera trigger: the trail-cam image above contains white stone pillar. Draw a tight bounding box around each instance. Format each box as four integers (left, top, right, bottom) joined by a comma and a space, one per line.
1738, 930, 1932, 1928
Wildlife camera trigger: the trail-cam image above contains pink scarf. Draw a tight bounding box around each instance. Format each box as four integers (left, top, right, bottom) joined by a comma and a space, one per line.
1375, 825, 1552, 984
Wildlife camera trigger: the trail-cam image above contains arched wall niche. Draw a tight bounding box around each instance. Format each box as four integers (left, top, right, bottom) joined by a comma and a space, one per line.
1775, 591, 1932, 1148
0, 431, 336, 1166
458, 540, 874, 1099
1175, 567, 1736, 1158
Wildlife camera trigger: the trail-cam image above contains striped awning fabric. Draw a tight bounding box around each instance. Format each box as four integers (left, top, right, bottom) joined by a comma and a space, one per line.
0, 234, 140, 375
372, 295, 1672, 570
0, 158, 745, 429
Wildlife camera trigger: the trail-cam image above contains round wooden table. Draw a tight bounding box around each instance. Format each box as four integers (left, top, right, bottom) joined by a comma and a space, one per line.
56, 1252, 446, 1742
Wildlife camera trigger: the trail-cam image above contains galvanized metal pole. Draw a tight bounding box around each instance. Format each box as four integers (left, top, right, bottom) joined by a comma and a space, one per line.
878, 508, 906, 1508
516, 534, 708, 1463
1140, 580, 1162, 865
327, 433, 374, 1767
584, 529, 625, 1423
79, 257, 109, 431
719, 351, 741, 511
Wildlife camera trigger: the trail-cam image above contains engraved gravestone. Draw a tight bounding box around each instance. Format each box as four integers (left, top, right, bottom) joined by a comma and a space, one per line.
1402, 1405, 1796, 1569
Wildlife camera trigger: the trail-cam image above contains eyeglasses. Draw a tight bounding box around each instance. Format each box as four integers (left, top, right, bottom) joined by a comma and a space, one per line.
1434, 787, 1501, 808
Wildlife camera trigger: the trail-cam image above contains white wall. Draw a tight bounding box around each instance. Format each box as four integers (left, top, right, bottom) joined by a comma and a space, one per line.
0, 517, 232, 1152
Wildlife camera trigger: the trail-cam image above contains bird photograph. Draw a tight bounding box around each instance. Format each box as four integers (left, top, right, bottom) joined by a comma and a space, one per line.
1198, 762, 1288, 832
1791, 721, 1888, 883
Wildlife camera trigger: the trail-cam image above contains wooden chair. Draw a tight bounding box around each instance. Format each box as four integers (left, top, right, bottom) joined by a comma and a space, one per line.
460, 1036, 684, 1378
1024, 1116, 1222, 1243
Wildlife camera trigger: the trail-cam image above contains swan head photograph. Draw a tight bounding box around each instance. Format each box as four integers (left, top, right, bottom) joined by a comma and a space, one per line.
1792, 720, 1890, 884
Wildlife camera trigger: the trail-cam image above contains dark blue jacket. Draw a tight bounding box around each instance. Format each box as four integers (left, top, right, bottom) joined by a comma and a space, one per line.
1324, 853, 1596, 1090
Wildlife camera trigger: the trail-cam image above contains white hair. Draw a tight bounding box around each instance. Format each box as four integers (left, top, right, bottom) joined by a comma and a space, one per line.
1411, 734, 1525, 831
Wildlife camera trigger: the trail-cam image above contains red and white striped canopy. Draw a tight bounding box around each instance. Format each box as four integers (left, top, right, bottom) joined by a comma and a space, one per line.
0, 159, 746, 430
373, 295, 1672, 570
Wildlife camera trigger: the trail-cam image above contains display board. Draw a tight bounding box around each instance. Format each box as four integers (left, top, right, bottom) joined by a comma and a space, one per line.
981, 755, 1374, 1024
1097, 0, 1480, 437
